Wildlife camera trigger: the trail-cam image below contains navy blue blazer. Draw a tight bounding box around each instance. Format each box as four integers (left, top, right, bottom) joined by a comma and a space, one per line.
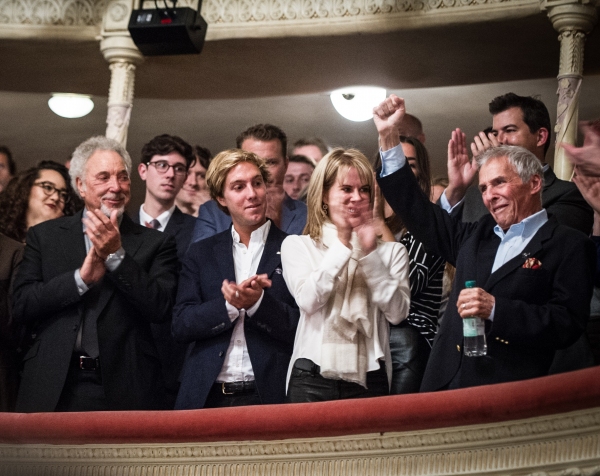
190, 196, 307, 244
378, 163, 595, 391
173, 222, 300, 409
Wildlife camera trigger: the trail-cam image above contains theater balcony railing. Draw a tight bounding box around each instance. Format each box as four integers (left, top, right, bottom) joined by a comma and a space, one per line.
1, 366, 599, 475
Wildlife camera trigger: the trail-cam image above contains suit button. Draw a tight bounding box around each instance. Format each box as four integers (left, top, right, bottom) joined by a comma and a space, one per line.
219, 351, 224, 357
72, 325, 78, 331
495, 337, 500, 341
456, 345, 461, 352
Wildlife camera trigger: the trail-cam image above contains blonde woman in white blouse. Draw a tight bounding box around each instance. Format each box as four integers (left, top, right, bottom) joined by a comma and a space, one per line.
281, 148, 410, 402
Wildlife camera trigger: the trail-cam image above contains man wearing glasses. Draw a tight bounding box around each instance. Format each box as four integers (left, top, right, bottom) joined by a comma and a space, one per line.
135, 134, 196, 262
134, 134, 196, 408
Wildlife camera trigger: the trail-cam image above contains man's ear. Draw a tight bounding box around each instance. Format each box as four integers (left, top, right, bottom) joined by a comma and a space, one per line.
536, 128, 550, 150
76, 176, 85, 198
529, 173, 543, 195
138, 163, 147, 181
216, 195, 227, 209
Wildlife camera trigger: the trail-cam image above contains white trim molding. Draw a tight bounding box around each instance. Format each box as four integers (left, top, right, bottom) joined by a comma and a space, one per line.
1, 406, 599, 475
0, 0, 545, 41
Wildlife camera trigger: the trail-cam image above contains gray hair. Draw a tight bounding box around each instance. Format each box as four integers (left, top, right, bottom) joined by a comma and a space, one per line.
477, 145, 544, 189
69, 136, 132, 197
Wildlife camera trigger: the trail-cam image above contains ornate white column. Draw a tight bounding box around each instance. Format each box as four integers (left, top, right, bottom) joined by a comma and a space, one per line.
541, 0, 597, 180
100, 0, 144, 147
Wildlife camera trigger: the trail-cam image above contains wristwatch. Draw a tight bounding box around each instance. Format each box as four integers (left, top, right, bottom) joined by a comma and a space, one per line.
105, 247, 125, 267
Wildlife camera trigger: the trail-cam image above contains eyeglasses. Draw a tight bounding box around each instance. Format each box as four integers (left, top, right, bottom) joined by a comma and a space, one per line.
147, 160, 188, 176
34, 181, 69, 203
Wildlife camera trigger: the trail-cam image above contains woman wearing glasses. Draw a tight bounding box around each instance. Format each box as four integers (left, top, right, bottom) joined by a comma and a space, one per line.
0, 161, 79, 243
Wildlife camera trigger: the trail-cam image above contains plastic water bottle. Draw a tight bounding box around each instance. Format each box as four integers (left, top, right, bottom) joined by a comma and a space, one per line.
462, 280, 487, 357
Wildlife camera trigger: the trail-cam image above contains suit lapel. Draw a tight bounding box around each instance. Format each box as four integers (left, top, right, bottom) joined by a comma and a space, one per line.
215, 228, 236, 282
120, 214, 144, 258
257, 224, 284, 277
484, 218, 556, 290
164, 207, 182, 236
60, 211, 87, 271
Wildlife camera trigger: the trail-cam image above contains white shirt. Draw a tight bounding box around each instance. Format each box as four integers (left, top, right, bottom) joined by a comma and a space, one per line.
216, 220, 271, 383
281, 232, 411, 389
138, 204, 175, 231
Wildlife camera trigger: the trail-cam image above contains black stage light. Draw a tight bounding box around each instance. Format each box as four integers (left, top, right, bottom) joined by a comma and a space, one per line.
128, 1, 207, 56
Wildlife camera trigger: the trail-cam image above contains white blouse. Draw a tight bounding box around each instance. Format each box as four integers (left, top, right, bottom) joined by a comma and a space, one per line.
281, 233, 411, 390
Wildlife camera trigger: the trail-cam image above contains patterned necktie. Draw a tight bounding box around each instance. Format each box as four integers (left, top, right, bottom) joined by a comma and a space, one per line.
145, 219, 161, 229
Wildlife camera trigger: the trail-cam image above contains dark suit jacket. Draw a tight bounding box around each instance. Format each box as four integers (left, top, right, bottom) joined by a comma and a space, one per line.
0, 234, 24, 411
131, 205, 196, 408
12, 212, 179, 412
458, 166, 593, 235
191, 196, 307, 244
379, 163, 595, 391
172, 222, 300, 409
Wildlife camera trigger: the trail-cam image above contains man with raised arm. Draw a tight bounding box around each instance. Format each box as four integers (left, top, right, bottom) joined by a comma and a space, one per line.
375, 95, 595, 390
443, 93, 592, 235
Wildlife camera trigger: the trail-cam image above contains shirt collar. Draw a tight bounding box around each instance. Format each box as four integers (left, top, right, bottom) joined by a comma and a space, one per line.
139, 204, 175, 229
231, 219, 271, 247
494, 209, 548, 240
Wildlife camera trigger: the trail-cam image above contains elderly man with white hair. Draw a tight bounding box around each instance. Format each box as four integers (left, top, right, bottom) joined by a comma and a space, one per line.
375, 95, 595, 391
13, 136, 178, 412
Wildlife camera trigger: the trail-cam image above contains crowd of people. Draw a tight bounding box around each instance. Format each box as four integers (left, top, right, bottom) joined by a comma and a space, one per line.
0, 91, 598, 413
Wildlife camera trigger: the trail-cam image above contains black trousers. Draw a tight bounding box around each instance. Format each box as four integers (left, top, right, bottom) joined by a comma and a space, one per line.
389, 322, 431, 395
287, 358, 388, 403
55, 355, 108, 412
204, 382, 261, 408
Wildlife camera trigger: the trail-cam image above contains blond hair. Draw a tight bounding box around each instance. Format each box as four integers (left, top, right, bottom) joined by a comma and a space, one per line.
206, 149, 270, 215
304, 148, 374, 241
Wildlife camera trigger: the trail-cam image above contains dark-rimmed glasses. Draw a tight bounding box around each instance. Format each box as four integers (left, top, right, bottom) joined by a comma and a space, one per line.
147, 161, 188, 176
34, 181, 69, 203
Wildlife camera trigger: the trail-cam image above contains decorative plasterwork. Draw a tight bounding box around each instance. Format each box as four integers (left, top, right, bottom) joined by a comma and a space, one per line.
1, 407, 600, 476
0, 0, 108, 26
0, 0, 543, 40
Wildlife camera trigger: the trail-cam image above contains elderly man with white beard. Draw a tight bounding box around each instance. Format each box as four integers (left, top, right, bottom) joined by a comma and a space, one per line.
13, 136, 178, 412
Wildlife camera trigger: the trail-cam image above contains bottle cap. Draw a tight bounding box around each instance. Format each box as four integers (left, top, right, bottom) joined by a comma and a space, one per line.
465, 280, 476, 288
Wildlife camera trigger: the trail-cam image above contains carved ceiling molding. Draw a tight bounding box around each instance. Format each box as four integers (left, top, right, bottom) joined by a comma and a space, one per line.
0, 0, 545, 41
1, 407, 600, 476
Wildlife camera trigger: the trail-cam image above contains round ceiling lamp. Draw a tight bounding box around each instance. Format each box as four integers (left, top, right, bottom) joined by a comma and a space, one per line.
48, 93, 94, 118
330, 86, 386, 122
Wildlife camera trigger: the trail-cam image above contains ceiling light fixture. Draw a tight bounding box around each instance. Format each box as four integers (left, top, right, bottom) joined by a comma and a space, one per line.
330, 86, 386, 122
48, 93, 94, 118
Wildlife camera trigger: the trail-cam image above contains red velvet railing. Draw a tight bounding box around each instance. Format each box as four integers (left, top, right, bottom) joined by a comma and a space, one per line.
1, 366, 599, 445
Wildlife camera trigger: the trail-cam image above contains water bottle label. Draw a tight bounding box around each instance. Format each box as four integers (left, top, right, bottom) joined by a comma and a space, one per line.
463, 318, 478, 337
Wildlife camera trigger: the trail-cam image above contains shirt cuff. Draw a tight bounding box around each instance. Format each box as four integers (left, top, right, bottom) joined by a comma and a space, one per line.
440, 190, 463, 214
225, 300, 239, 322
74, 269, 89, 296
245, 290, 264, 317
379, 144, 406, 177
105, 247, 125, 272
488, 303, 495, 322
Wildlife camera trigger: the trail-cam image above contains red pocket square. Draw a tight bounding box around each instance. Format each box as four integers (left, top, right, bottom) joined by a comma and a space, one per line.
522, 257, 542, 269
